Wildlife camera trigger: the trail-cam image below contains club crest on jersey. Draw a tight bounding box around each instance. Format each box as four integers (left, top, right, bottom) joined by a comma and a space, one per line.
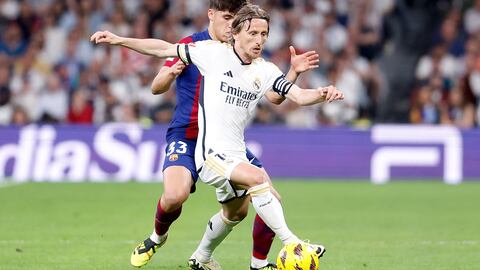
169, 154, 179, 161
253, 78, 261, 92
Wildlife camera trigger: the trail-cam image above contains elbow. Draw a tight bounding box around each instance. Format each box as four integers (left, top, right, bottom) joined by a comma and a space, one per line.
270, 98, 284, 105
151, 83, 168, 95
293, 96, 307, 106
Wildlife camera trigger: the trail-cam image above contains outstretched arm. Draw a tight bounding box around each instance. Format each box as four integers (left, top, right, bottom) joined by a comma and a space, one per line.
269, 46, 320, 105
265, 75, 344, 106
286, 84, 344, 105
90, 31, 178, 59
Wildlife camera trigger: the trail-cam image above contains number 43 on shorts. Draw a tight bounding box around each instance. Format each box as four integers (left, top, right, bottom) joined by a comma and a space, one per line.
166, 141, 188, 157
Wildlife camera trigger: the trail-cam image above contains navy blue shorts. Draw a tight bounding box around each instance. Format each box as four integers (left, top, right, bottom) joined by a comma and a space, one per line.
162, 137, 263, 193
246, 147, 263, 168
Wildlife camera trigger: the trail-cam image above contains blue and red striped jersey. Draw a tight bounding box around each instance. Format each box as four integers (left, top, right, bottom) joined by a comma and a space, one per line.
164, 30, 211, 141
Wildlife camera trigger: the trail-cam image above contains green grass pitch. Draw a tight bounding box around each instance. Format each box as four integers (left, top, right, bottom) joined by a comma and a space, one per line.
1, 180, 479, 270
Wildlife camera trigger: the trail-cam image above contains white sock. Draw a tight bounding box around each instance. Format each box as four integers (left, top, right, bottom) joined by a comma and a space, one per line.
251, 256, 269, 269
249, 184, 299, 245
193, 211, 240, 263
149, 230, 167, 244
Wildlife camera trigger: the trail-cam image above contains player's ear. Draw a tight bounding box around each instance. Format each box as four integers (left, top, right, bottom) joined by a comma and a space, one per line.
207, 9, 215, 22
232, 32, 239, 43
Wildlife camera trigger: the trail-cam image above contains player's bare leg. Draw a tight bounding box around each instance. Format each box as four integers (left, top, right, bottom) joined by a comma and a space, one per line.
131, 166, 193, 267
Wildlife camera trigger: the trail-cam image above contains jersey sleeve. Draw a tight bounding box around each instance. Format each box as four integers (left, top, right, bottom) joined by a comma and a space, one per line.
163, 36, 193, 67
264, 62, 294, 97
177, 41, 221, 75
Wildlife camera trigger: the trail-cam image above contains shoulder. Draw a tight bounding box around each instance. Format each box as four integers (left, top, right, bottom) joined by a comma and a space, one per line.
179, 29, 210, 44
254, 58, 281, 72
177, 35, 194, 44
192, 40, 231, 51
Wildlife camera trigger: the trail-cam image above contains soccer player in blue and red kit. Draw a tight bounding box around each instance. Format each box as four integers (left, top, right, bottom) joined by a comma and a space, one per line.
125, 1, 320, 269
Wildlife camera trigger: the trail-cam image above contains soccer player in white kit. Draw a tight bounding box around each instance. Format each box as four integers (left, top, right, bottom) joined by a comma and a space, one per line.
91, 4, 343, 269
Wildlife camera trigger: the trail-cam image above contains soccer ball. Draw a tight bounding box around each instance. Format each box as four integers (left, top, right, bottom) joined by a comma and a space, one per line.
277, 243, 319, 270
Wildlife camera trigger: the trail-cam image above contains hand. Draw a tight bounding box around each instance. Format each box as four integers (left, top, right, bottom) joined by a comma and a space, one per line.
90, 31, 122, 45
170, 61, 186, 76
320, 85, 344, 103
290, 46, 319, 74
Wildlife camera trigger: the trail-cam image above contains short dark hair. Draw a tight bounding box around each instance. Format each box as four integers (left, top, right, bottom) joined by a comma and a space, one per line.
231, 4, 270, 36
209, 0, 249, 13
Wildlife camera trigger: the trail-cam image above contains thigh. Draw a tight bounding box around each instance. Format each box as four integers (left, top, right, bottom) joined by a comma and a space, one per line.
163, 138, 198, 193
163, 166, 194, 197
259, 167, 281, 201
199, 150, 247, 203
246, 149, 281, 200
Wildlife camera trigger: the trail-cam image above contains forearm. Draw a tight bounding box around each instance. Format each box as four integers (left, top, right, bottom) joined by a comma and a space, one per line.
117, 37, 175, 58
294, 89, 325, 105
286, 85, 325, 106
151, 67, 176, 95
285, 67, 299, 83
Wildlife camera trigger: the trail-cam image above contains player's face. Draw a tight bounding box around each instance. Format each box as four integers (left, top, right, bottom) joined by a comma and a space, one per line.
209, 9, 235, 42
234, 18, 269, 61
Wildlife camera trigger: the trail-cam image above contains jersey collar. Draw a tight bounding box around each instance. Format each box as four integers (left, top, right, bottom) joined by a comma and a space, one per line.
233, 46, 252, 65
204, 29, 212, 40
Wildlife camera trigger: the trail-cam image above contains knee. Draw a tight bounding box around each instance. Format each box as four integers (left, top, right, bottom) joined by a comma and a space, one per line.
271, 187, 282, 202
223, 207, 248, 222
161, 190, 189, 212
250, 171, 268, 187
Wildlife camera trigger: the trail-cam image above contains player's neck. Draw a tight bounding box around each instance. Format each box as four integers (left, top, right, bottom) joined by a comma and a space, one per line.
233, 43, 253, 65
207, 26, 219, 41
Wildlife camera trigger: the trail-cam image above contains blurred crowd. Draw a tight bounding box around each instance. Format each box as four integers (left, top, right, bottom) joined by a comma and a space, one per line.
0, 0, 478, 128
409, 0, 480, 128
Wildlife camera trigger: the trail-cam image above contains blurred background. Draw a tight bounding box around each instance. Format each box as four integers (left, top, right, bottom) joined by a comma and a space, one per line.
0, 0, 479, 127
0, 0, 479, 183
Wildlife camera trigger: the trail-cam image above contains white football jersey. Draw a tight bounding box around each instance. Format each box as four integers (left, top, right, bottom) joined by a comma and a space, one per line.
177, 41, 289, 170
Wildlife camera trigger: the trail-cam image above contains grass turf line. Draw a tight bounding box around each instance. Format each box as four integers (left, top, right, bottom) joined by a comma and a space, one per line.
0, 181, 479, 270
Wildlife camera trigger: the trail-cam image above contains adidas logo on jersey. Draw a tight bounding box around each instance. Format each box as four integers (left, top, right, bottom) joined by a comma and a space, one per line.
223, 71, 233, 77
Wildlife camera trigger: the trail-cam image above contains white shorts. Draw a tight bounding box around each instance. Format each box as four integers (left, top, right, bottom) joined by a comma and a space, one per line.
198, 150, 248, 203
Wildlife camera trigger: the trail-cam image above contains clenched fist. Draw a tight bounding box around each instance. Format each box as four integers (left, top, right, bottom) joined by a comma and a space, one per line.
90, 31, 122, 45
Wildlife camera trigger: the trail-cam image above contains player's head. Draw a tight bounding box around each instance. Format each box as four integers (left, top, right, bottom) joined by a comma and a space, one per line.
208, 0, 249, 42
231, 4, 270, 60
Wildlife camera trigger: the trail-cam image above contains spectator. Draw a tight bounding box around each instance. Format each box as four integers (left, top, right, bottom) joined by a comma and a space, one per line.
92, 77, 116, 124
319, 56, 366, 125
37, 73, 68, 123
0, 21, 28, 58
464, 0, 480, 35
415, 43, 458, 82
10, 105, 30, 125
0, 64, 12, 125
67, 89, 93, 124
433, 10, 465, 57
153, 101, 174, 124
410, 86, 441, 124
440, 86, 476, 128
5, 0, 480, 127
349, 0, 385, 61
